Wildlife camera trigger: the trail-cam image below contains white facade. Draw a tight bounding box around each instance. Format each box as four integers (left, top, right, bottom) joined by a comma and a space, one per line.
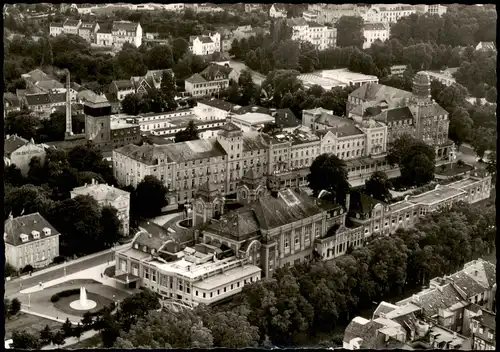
96, 31, 113, 46
362, 23, 390, 49
191, 33, 220, 56
289, 19, 337, 50
270, 4, 287, 18
112, 21, 143, 49
367, 4, 416, 24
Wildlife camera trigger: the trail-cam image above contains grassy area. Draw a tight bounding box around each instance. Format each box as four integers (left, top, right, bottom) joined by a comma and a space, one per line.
66, 334, 102, 349
5, 312, 62, 340
53, 292, 113, 317
435, 162, 474, 176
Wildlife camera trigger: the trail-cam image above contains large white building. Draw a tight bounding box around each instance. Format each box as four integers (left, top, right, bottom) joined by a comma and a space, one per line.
415, 4, 447, 16
111, 21, 142, 49
363, 4, 416, 24
71, 179, 131, 237
362, 23, 390, 49
307, 4, 361, 25
287, 18, 337, 50
269, 4, 287, 18
189, 33, 221, 56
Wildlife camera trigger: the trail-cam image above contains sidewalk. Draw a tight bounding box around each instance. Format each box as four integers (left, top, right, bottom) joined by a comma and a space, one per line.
41, 329, 100, 350
21, 262, 118, 294
12, 244, 128, 282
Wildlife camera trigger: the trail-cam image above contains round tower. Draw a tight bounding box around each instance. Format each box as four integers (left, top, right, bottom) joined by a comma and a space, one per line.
412, 71, 431, 103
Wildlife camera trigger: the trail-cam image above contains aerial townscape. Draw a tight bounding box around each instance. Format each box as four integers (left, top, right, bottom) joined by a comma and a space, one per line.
3, 2, 497, 350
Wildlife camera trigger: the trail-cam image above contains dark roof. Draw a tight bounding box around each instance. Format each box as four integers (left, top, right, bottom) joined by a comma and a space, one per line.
198, 36, 214, 44
409, 101, 448, 119
4, 93, 21, 108
201, 64, 232, 81
50, 93, 67, 104
112, 20, 138, 32
4, 213, 60, 246
307, 21, 323, 27
375, 106, 414, 123
133, 230, 166, 251
204, 210, 261, 241
473, 309, 496, 332
364, 23, 387, 31
220, 121, 242, 133
64, 19, 80, 27
350, 83, 412, 103
25, 93, 51, 106
409, 283, 467, 317
97, 22, 113, 33
4, 135, 29, 155
349, 191, 383, 215
275, 108, 300, 128
185, 73, 207, 84
50, 22, 64, 28
343, 318, 385, 348
241, 169, 264, 189
242, 133, 269, 151
232, 105, 270, 115
198, 98, 236, 111
113, 80, 134, 90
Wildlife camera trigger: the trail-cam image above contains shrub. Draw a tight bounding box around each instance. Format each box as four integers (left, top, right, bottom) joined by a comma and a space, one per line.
9, 298, 21, 316
53, 256, 66, 264
21, 264, 34, 274
50, 289, 80, 303
5, 263, 17, 278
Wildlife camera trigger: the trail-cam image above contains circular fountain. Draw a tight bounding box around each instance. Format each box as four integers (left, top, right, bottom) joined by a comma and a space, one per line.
69, 287, 97, 311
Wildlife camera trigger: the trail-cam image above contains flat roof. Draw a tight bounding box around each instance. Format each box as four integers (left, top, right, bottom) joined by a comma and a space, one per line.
150, 256, 242, 280
447, 177, 480, 190
389, 200, 415, 213
426, 71, 456, 82
408, 186, 465, 206
234, 112, 275, 125
321, 69, 379, 83
119, 248, 152, 261
193, 265, 261, 290
297, 73, 346, 88
110, 118, 139, 129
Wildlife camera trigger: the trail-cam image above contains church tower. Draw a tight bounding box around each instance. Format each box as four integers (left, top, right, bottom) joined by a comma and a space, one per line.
236, 169, 267, 205
191, 181, 225, 227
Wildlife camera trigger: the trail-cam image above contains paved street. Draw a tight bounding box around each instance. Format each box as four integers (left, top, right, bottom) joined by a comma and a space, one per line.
5, 247, 122, 298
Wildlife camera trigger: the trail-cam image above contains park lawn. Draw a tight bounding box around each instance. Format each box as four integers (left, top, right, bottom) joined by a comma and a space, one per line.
66, 334, 102, 349
435, 162, 474, 176
5, 312, 63, 340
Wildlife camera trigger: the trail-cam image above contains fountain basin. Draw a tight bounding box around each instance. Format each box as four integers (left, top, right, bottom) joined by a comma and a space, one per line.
69, 299, 97, 310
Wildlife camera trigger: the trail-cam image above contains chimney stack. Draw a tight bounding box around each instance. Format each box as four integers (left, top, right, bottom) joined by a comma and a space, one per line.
65, 70, 72, 138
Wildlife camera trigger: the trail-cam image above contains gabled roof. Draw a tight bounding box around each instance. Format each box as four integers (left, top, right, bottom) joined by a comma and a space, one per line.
408, 102, 448, 119
274, 108, 300, 128
205, 210, 261, 240
50, 22, 64, 28
476, 41, 496, 51
4, 135, 29, 155
271, 3, 287, 12
64, 19, 80, 27
97, 22, 113, 33
350, 83, 412, 106
113, 80, 134, 90
401, 283, 468, 317
374, 106, 414, 124
349, 191, 383, 215
71, 183, 129, 203
185, 73, 207, 84
133, 230, 166, 252
364, 23, 388, 31
112, 20, 139, 32
4, 213, 60, 246
201, 64, 232, 81
4, 93, 21, 108
25, 69, 51, 83
472, 309, 496, 332
220, 121, 241, 133
307, 21, 324, 28
25, 93, 51, 106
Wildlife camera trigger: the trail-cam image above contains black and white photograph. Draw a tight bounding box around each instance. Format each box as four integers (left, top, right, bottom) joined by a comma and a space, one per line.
3, 2, 496, 350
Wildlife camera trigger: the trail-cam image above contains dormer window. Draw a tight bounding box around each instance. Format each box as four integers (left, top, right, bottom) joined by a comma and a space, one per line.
31, 230, 40, 240
143, 246, 148, 253
20, 233, 29, 242
42, 227, 51, 236
151, 249, 156, 255
134, 243, 139, 249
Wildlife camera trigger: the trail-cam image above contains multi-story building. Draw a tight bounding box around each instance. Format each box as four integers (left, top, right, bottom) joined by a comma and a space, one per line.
49, 21, 64, 36
3, 93, 21, 117
415, 4, 447, 16
189, 33, 221, 56
307, 4, 361, 24
193, 98, 235, 121
362, 22, 390, 49
185, 64, 235, 98
78, 21, 100, 43
62, 18, 81, 35
5, 137, 47, 177
297, 69, 379, 91
111, 21, 142, 49
343, 257, 495, 350
22, 92, 67, 119
85, 114, 141, 151
110, 80, 135, 102
269, 4, 287, 18
287, 18, 337, 50
302, 10, 318, 22
348, 72, 453, 159
363, 4, 416, 24
71, 179, 131, 236
424, 71, 456, 87
96, 22, 113, 46
469, 307, 496, 350
4, 213, 61, 270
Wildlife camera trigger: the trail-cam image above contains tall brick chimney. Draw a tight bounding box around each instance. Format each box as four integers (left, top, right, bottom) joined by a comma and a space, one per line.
65, 69, 72, 137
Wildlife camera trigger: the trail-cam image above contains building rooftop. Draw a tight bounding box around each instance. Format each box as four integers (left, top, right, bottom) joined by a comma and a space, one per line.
407, 186, 465, 206
234, 112, 275, 125
64, 19, 81, 27
71, 180, 130, 203
197, 98, 236, 111
242, 132, 270, 151
110, 117, 139, 130
112, 20, 139, 32
160, 138, 227, 163
349, 82, 412, 106
364, 22, 388, 31
113, 80, 134, 90
185, 73, 207, 84
297, 73, 346, 89
374, 106, 414, 124
473, 309, 496, 332
193, 264, 261, 290
4, 213, 60, 246
321, 69, 378, 84
4, 135, 29, 155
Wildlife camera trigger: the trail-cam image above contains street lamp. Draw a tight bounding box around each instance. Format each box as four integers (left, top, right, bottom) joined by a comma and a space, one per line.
28, 293, 31, 308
